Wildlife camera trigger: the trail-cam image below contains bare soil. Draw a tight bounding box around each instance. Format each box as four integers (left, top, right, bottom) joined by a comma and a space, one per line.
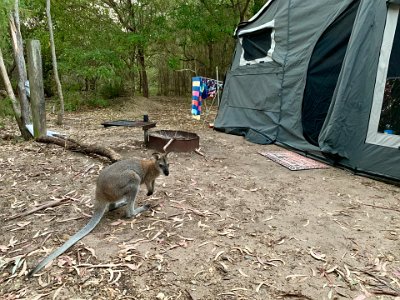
0, 97, 399, 300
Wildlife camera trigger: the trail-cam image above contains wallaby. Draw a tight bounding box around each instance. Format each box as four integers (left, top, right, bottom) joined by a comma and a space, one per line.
28, 152, 170, 277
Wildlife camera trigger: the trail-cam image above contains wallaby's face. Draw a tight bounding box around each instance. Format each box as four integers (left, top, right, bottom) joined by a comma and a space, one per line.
153, 153, 169, 176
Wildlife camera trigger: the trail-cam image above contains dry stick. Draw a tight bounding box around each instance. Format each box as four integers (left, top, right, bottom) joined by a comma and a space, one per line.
279, 293, 315, 300
138, 265, 158, 276
194, 148, 205, 157
185, 289, 196, 300
360, 203, 400, 213
39, 233, 53, 248
5, 197, 71, 221
358, 269, 400, 295
163, 138, 175, 152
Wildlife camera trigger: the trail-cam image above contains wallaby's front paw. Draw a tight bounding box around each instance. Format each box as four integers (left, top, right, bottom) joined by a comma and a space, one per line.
147, 191, 153, 196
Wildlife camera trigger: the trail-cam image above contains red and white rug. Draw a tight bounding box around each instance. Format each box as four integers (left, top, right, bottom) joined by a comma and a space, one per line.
259, 151, 329, 171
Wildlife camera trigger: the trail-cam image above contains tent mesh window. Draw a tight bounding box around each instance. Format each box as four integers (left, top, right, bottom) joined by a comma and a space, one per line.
241, 28, 272, 62
301, 0, 360, 146
378, 13, 400, 135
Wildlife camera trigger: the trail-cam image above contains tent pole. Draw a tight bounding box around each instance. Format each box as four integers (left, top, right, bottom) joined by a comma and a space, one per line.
216, 66, 220, 106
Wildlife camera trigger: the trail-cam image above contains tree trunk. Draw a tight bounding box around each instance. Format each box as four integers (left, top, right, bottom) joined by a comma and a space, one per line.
208, 43, 214, 78
0, 48, 31, 138
9, 0, 32, 137
46, 0, 65, 125
138, 47, 149, 98
130, 50, 136, 96
27, 40, 47, 138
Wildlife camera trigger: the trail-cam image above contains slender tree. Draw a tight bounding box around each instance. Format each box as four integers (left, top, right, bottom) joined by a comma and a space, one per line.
6, 0, 32, 139
46, 0, 64, 125
0, 48, 23, 129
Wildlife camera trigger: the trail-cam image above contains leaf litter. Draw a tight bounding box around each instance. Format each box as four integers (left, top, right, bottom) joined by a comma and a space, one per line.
0, 97, 399, 299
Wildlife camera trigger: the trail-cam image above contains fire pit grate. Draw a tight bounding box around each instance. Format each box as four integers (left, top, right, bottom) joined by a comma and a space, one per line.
148, 130, 200, 153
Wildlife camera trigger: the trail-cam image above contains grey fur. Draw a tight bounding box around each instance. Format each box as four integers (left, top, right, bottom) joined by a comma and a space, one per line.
28, 153, 169, 277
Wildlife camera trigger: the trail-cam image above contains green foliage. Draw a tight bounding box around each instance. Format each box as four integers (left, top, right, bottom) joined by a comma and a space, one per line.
252, 0, 265, 16
100, 82, 124, 99
0, 98, 15, 121
63, 92, 110, 112
63, 92, 80, 111
2, 0, 260, 100
86, 97, 109, 108
168, 57, 180, 71
0, 0, 12, 49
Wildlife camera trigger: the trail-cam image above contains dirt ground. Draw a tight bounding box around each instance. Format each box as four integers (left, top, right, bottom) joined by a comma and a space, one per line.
0, 97, 399, 300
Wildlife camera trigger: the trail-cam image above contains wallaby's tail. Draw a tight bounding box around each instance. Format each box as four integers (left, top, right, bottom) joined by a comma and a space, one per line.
27, 205, 107, 277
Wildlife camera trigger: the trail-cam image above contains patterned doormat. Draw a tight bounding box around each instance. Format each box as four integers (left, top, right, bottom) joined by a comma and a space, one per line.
259, 151, 329, 171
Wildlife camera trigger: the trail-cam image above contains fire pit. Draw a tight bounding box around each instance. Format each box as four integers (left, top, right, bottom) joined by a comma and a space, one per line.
148, 130, 200, 153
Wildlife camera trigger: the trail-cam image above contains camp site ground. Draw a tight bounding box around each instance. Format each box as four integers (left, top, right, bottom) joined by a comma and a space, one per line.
0, 97, 399, 299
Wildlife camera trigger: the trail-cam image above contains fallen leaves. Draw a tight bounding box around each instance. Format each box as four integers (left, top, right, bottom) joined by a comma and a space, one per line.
310, 248, 327, 262
1, 98, 400, 300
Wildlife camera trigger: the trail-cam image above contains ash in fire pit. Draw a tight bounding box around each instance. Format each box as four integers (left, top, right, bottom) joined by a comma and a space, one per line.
148, 130, 200, 153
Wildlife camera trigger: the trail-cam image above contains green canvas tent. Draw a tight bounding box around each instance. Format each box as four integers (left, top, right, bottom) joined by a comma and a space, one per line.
215, 0, 400, 182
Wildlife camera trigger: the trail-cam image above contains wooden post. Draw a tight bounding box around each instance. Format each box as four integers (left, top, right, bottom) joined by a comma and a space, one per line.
27, 40, 46, 138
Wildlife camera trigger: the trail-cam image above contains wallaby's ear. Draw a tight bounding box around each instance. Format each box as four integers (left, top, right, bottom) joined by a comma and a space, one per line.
165, 152, 172, 158
152, 152, 160, 160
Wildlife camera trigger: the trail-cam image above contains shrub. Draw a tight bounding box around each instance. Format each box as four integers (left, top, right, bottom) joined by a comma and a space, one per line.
100, 82, 124, 99
63, 91, 110, 111
87, 97, 109, 108
0, 98, 14, 128
0, 98, 14, 118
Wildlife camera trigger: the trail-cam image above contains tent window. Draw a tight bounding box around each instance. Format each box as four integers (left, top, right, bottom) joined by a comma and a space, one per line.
242, 29, 272, 61
377, 17, 400, 135
366, 5, 400, 148
238, 20, 275, 66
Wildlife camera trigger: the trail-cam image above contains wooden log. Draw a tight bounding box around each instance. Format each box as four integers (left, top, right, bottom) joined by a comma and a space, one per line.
27, 40, 46, 138
36, 135, 122, 163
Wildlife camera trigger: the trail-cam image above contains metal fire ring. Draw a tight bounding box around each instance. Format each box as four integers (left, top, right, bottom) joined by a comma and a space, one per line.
147, 130, 200, 153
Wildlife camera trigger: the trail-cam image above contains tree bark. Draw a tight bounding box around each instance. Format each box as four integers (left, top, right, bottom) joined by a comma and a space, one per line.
0, 48, 31, 139
138, 47, 149, 98
46, 0, 65, 125
208, 43, 214, 78
27, 40, 47, 138
9, 0, 32, 139
0, 49, 21, 121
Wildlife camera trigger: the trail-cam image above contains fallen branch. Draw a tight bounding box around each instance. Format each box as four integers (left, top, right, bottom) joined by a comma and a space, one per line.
360, 203, 400, 213
163, 138, 175, 152
279, 292, 315, 300
5, 197, 72, 221
36, 135, 121, 163
358, 269, 400, 295
194, 147, 206, 158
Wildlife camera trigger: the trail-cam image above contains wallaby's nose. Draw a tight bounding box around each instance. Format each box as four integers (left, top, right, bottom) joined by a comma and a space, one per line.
164, 170, 169, 176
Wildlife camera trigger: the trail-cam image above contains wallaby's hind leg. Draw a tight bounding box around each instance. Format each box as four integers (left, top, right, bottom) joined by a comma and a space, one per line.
125, 173, 150, 218
125, 187, 150, 218
109, 199, 127, 211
